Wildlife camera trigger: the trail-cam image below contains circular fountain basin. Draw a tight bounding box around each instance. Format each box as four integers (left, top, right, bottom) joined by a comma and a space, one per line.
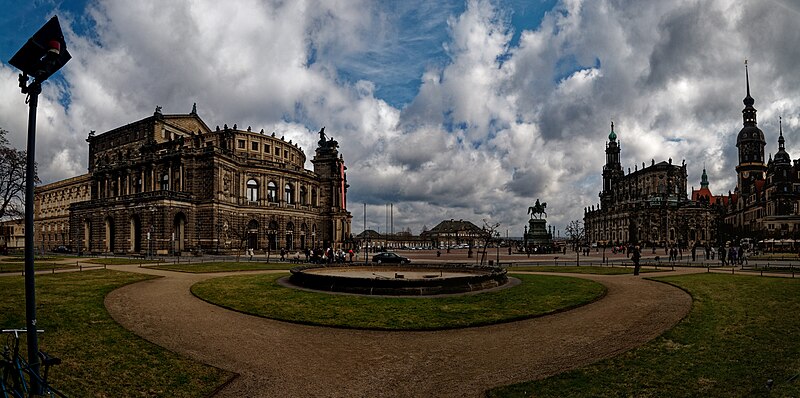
289, 264, 508, 296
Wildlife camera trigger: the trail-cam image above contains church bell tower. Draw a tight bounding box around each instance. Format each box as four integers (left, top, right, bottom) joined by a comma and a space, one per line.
601, 122, 623, 208
735, 61, 767, 194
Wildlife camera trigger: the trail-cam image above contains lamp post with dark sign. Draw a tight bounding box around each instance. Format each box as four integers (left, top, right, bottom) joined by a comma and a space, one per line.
8, 16, 71, 392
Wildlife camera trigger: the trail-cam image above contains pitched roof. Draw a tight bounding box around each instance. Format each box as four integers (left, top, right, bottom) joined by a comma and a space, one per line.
428, 219, 486, 234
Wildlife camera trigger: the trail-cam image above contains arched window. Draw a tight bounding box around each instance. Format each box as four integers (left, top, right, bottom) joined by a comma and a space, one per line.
311, 189, 317, 206
134, 177, 143, 193
160, 173, 169, 190
300, 186, 307, 205
246, 179, 259, 202
267, 181, 278, 202
285, 183, 294, 204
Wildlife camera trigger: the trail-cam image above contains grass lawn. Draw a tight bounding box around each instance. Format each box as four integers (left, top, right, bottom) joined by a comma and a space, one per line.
506, 266, 663, 275
150, 261, 293, 273
192, 273, 605, 330
82, 257, 163, 266
0, 270, 231, 396
0, 262, 76, 273
488, 273, 800, 398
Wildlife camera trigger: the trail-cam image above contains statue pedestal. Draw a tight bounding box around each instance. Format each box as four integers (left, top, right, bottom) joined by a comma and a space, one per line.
524, 218, 553, 248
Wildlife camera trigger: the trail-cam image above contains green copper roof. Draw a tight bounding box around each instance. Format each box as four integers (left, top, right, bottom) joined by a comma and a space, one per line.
608, 122, 617, 141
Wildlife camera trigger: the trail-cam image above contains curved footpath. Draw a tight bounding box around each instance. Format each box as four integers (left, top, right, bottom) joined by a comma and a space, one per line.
104, 266, 696, 397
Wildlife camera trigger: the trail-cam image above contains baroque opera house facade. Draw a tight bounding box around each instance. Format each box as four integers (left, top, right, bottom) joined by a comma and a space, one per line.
33, 106, 352, 255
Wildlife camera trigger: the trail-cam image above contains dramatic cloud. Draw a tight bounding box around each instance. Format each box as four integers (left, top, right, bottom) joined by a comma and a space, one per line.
1, 0, 798, 237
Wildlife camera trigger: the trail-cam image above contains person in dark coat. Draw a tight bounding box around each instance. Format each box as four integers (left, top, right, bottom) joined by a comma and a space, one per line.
632, 246, 641, 276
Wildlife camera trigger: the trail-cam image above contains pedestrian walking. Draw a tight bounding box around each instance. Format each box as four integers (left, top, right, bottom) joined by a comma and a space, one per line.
632, 245, 641, 276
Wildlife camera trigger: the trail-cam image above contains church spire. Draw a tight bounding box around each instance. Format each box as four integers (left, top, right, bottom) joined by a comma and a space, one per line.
779, 116, 785, 151
742, 60, 757, 126
701, 167, 709, 189
744, 60, 754, 107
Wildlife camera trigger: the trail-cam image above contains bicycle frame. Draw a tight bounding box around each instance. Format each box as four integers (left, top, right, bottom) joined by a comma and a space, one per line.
0, 329, 66, 398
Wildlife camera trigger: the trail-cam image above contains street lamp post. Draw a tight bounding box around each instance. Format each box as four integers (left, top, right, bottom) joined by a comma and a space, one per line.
8, 16, 71, 392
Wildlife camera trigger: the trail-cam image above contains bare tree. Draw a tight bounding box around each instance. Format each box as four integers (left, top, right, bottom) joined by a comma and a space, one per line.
0, 128, 36, 220
224, 216, 257, 260
481, 219, 500, 266
565, 220, 586, 266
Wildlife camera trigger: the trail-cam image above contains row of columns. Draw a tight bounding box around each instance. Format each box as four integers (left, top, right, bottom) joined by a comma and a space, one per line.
97, 163, 184, 199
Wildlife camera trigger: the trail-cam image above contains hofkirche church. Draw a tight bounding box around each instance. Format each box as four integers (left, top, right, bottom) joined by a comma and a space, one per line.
585, 64, 800, 247
33, 105, 352, 254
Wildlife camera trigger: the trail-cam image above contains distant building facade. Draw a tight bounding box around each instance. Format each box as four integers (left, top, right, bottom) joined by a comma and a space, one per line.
0, 218, 25, 251
33, 107, 352, 254
355, 229, 432, 250
421, 219, 490, 248
584, 123, 722, 248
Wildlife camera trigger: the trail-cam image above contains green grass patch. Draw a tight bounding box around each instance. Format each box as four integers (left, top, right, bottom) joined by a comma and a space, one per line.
0, 262, 76, 273
192, 273, 605, 330
488, 273, 800, 398
0, 270, 231, 396
150, 261, 293, 273
1, 255, 59, 262
82, 257, 163, 265
507, 266, 662, 275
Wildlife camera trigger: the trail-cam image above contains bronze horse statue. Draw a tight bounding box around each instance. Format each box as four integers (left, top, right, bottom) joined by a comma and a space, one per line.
528, 199, 547, 219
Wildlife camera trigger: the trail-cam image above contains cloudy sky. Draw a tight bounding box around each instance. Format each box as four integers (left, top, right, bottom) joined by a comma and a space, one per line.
1, 0, 799, 237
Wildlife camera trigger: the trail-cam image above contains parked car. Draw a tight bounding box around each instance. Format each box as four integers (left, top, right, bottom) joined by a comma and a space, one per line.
53, 245, 71, 253
372, 252, 410, 264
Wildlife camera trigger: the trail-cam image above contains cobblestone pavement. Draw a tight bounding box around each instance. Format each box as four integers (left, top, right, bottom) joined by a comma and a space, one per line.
104, 265, 696, 397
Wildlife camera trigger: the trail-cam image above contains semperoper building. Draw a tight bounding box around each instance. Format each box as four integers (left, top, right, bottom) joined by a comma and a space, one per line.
33, 106, 352, 255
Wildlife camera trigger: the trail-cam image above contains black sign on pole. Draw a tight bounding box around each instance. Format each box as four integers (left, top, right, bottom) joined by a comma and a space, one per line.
8, 15, 71, 394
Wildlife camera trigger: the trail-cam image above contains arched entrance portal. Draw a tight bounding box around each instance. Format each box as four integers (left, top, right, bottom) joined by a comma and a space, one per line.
104, 217, 115, 253
286, 222, 295, 250
246, 219, 259, 250
267, 220, 278, 250
174, 213, 187, 254
130, 215, 142, 253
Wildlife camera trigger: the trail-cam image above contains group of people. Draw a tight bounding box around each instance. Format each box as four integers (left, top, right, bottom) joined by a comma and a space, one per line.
715, 245, 748, 266
304, 247, 356, 264
248, 247, 357, 264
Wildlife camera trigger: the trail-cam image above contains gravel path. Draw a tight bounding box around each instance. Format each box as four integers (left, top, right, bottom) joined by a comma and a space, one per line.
104, 266, 695, 397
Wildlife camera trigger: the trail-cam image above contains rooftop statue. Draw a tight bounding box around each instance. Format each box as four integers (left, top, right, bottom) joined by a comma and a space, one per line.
317, 126, 338, 149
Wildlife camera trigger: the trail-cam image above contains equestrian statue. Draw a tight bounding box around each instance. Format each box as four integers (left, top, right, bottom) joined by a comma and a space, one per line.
528, 199, 547, 219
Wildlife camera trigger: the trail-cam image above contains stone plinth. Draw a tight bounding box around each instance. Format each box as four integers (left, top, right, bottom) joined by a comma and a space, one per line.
525, 218, 553, 247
